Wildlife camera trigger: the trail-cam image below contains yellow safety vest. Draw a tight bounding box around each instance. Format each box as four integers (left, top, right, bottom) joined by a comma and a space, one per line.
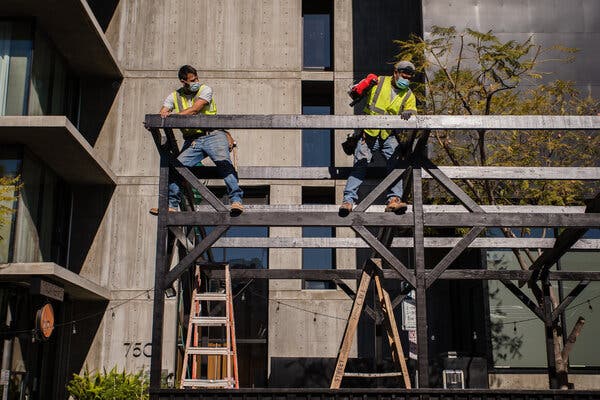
172, 85, 217, 138
363, 76, 416, 140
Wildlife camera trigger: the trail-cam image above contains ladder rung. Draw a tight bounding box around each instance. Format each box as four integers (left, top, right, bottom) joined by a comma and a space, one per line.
181, 378, 233, 388
195, 293, 227, 301
186, 346, 230, 355
343, 372, 403, 378
190, 316, 228, 326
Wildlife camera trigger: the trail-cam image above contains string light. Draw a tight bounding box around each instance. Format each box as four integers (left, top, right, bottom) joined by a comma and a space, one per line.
588, 300, 593, 312
72, 323, 77, 335
513, 322, 517, 333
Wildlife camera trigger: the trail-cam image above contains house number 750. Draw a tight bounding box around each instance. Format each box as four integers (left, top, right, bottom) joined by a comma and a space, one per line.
123, 342, 152, 357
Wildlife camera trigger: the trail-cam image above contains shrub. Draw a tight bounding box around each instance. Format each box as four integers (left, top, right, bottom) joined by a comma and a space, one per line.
66, 367, 148, 400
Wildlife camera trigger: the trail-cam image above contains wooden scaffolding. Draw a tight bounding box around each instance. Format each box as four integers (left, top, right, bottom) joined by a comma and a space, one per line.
144, 114, 600, 394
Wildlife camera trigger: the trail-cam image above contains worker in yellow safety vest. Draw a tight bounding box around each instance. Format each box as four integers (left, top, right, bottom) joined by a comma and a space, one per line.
339, 60, 417, 215
150, 65, 243, 216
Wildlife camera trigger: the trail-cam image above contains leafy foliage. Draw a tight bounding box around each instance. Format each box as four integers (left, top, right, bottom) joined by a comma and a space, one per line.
0, 175, 21, 241
66, 367, 149, 400
395, 26, 600, 205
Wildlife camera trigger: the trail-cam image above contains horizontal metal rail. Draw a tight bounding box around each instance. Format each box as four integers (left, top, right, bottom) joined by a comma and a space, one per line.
145, 114, 600, 130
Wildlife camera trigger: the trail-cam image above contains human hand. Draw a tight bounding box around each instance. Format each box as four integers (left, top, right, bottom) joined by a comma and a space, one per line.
160, 109, 171, 118
401, 111, 413, 120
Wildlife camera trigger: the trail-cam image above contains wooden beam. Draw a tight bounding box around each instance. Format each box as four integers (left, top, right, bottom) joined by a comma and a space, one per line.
354, 168, 408, 212
425, 227, 485, 288
168, 211, 600, 228
200, 268, 600, 281
210, 236, 600, 249
165, 225, 229, 286
529, 193, 600, 283
352, 225, 416, 287
181, 165, 600, 181
551, 280, 590, 322
330, 268, 373, 389
412, 166, 430, 388
423, 159, 483, 212
500, 279, 545, 321
144, 114, 600, 131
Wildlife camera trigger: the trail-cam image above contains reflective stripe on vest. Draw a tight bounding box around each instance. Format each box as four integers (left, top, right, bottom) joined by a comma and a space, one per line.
363, 76, 412, 140
173, 85, 217, 138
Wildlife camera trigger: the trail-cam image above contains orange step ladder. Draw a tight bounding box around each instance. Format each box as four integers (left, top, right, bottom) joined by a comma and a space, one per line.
180, 264, 239, 388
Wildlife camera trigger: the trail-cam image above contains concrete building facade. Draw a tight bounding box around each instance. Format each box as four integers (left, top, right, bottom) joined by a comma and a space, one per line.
1, 1, 599, 398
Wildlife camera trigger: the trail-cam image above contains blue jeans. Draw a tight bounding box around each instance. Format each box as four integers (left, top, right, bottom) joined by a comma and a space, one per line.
169, 130, 243, 208
342, 134, 403, 205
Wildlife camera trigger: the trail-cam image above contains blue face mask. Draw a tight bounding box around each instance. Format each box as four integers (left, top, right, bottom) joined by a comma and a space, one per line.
396, 77, 410, 90
188, 82, 201, 92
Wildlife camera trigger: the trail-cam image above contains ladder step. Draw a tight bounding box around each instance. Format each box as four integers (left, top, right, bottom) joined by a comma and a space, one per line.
181, 378, 233, 388
190, 316, 229, 326
195, 293, 227, 301
187, 346, 230, 355
343, 372, 403, 378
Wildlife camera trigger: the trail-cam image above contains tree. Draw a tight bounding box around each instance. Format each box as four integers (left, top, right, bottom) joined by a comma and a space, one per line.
0, 175, 20, 242
395, 26, 600, 387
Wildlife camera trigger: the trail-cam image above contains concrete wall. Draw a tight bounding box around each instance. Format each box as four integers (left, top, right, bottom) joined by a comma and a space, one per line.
84, 0, 359, 381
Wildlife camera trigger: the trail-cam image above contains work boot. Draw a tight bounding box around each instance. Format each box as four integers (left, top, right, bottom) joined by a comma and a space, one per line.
230, 202, 244, 216
149, 207, 177, 215
385, 197, 407, 213
338, 201, 353, 217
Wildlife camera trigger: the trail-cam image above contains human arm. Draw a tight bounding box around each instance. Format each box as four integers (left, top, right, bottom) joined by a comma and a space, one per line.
176, 98, 209, 115
400, 92, 417, 120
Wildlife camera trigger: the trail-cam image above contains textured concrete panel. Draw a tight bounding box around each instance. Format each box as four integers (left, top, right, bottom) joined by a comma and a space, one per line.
114, 0, 301, 71
268, 299, 353, 358
108, 185, 159, 290
85, 298, 176, 374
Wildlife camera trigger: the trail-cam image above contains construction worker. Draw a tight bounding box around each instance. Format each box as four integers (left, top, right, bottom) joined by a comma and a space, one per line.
339, 60, 417, 215
150, 65, 243, 215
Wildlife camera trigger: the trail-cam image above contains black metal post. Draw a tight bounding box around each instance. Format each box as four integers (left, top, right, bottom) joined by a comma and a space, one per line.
412, 164, 429, 387
150, 147, 170, 394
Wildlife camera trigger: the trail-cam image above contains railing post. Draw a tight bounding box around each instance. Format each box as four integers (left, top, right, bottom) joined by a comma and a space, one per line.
150, 145, 170, 395
412, 161, 429, 387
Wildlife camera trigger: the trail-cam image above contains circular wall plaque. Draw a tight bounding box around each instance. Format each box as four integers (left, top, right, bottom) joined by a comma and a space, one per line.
35, 303, 55, 341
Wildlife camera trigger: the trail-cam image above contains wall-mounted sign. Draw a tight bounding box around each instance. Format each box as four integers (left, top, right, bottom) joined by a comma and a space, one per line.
35, 303, 55, 341
401, 298, 416, 330
30, 278, 64, 302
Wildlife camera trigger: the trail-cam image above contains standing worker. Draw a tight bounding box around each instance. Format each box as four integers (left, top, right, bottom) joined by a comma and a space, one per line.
339, 60, 417, 215
150, 65, 244, 215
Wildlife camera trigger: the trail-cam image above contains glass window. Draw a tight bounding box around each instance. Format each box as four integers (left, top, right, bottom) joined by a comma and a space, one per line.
302, 187, 335, 289
302, 81, 333, 167
0, 21, 33, 116
0, 20, 78, 121
486, 228, 600, 369
11, 151, 70, 264
559, 245, 600, 368
302, 1, 333, 70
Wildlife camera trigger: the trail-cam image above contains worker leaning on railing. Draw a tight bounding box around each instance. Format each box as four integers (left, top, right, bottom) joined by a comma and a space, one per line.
339, 60, 417, 216
150, 65, 244, 216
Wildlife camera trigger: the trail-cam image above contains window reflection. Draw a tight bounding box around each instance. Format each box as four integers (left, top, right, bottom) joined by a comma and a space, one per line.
302, 81, 333, 167
302, 1, 333, 70
0, 20, 78, 121
302, 187, 335, 289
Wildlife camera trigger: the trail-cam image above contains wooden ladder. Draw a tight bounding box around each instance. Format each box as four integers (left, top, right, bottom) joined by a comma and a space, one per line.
330, 258, 411, 389
180, 264, 239, 389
